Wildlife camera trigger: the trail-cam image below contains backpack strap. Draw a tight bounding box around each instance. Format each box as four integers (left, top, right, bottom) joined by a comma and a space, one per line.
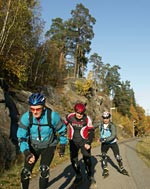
29, 111, 33, 128
47, 107, 52, 128
46, 107, 56, 135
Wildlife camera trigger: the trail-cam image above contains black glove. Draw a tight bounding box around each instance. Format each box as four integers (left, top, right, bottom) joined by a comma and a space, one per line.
100, 138, 106, 143
24, 150, 33, 162
59, 144, 66, 157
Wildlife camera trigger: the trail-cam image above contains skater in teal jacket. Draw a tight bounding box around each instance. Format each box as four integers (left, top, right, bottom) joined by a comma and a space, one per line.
17, 93, 67, 189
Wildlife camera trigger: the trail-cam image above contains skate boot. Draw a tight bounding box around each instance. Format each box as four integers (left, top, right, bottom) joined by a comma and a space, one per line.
88, 176, 96, 184
88, 176, 96, 189
102, 167, 109, 178
73, 173, 83, 186
119, 167, 129, 176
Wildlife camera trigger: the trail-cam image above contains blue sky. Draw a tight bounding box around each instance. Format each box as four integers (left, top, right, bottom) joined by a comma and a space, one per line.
39, 0, 150, 113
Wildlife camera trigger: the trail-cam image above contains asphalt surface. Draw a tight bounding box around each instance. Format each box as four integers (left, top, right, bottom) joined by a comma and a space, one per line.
29, 138, 150, 189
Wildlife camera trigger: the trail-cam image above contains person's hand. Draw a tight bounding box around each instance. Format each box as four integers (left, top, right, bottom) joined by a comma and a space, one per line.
24, 150, 35, 164
28, 154, 35, 164
59, 144, 66, 157
100, 138, 106, 143
84, 143, 91, 150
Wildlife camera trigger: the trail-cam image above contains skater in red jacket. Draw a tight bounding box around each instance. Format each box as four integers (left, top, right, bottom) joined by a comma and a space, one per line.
65, 102, 96, 186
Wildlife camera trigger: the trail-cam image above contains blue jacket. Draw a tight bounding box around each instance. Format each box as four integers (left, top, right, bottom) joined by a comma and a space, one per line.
17, 108, 67, 153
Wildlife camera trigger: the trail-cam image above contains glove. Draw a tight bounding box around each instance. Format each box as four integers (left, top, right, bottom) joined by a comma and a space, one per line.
100, 138, 106, 143
59, 144, 66, 157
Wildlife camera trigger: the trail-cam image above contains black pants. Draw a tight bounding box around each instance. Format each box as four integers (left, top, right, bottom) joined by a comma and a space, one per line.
101, 142, 120, 156
69, 140, 92, 177
101, 142, 122, 168
21, 145, 56, 189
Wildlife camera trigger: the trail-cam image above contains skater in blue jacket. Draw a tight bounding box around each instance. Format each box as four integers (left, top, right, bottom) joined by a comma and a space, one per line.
17, 93, 67, 189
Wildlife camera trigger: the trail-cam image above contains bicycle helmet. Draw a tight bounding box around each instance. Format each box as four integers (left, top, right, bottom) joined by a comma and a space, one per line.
74, 103, 86, 113
102, 111, 111, 118
28, 93, 46, 106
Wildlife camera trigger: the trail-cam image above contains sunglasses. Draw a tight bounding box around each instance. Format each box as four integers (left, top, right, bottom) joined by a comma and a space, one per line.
103, 117, 109, 119
30, 107, 43, 113
76, 112, 84, 115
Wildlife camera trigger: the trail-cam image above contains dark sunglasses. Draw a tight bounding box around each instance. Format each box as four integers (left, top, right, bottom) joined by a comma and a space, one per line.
103, 117, 109, 119
76, 111, 84, 115
30, 107, 43, 113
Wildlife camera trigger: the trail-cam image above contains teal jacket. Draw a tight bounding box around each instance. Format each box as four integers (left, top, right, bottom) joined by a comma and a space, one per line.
17, 108, 67, 153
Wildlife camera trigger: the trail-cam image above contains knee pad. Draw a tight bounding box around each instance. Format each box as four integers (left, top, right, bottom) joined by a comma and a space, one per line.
71, 157, 81, 174
39, 165, 49, 178
101, 153, 107, 167
116, 155, 122, 161
102, 153, 107, 160
71, 157, 78, 167
21, 167, 31, 180
116, 155, 123, 167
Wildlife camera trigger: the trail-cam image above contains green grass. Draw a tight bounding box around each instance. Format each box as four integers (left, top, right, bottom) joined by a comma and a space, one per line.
136, 136, 150, 167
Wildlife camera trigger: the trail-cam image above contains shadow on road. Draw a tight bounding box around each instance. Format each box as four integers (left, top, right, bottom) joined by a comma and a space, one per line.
47, 155, 98, 189
47, 163, 74, 189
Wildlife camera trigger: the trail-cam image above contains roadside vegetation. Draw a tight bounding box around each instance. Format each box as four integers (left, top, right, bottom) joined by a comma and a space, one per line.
136, 136, 150, 167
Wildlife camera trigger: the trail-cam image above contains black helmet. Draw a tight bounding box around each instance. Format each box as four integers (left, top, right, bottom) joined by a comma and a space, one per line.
28, 93, 46, 106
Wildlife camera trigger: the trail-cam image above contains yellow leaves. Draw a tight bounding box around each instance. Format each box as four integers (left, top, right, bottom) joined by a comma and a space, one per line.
4, 59, 27, 82
130, 104, 139, 123
75, 79, 93, 95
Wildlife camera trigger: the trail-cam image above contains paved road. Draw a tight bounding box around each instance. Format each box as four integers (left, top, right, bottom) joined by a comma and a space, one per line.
30, 138, 150, 189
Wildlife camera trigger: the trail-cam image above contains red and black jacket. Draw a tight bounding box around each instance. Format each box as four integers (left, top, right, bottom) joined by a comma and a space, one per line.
65, 112, 94, 144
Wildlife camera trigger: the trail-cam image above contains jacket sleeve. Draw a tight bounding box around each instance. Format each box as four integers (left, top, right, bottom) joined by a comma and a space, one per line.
85, 115, 95, 144
17, 112, 30, 153
51, 111, 67, 145
105, 123, 116, 143
86, 128, 95, 144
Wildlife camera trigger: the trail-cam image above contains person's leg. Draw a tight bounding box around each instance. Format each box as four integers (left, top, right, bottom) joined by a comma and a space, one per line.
21, 152, 39, 189
81, 146, 91, 177
110, 143, 123, 168
111, 143, 128, 175
39, 146, 56, 189
81, 146, 96, 184
69, 140, 82, 183
101, 143, 109, 169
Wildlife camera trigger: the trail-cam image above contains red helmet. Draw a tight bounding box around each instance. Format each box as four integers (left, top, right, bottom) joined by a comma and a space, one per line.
74, 103, 86, 113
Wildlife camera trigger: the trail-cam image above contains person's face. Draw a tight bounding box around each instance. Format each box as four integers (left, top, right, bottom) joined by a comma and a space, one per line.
103, 117, 110, 124
75, 111, 84, 119
30, 105, 43, 118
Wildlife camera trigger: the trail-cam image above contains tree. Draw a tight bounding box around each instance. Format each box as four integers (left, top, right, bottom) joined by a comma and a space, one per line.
45, 18, 68, 70
103, 65, 121, 95
89, 53, 104, 89
68, 3, 96, 78
0, 0, 43, 86
113, 81, 132, 116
